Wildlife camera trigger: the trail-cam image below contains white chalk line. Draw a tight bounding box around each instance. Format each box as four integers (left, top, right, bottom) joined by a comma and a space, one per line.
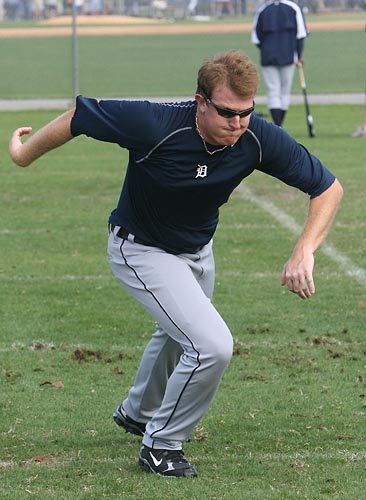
0, 450, 364, 470
0, 270, 350, 283
236, 183, 366, 287
0, 274, 113, 282
1, 185, 365, 285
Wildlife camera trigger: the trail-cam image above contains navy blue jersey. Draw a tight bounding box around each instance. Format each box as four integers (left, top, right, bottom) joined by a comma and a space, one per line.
251, 0, 307, 66
71, 96, 335, 254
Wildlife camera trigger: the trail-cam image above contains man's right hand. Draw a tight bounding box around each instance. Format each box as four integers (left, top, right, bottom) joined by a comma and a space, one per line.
9, 127, 33, 167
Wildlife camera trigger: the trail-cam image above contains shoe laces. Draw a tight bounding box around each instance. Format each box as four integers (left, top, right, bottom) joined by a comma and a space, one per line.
160, 449, 187, 464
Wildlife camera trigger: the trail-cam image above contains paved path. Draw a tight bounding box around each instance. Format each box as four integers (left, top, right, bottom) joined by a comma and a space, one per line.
0, 93, 364, 111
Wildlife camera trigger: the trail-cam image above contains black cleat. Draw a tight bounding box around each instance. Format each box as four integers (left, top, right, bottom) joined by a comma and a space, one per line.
113, 404, 146, 437
138, 445, 198, 477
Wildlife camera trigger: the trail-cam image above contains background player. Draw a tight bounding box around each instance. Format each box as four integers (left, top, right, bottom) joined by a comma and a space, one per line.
251, 0, 308, 127
9, 50, 343, 478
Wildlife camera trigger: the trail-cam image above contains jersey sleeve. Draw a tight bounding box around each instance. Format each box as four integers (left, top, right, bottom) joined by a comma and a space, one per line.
70, 96, 159, 150
295, 3, 308, 39
252, 118, 335, 198
251, 10, 261, 45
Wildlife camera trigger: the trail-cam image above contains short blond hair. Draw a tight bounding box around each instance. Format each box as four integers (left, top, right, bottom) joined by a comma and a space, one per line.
197, 50, 259, 99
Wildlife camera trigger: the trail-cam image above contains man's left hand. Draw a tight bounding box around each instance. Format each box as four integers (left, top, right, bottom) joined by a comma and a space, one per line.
281, 251, 315, 300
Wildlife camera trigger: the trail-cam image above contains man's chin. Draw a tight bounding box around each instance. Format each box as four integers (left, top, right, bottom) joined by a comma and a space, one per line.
223, 135, 240, 145
209, 133, 241, 147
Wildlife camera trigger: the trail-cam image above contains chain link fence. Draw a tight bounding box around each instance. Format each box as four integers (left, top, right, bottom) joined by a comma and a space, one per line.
0, 0, 365, 21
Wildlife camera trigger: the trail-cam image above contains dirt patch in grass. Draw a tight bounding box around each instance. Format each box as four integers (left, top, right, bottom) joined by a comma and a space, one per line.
0, 18, 362, 38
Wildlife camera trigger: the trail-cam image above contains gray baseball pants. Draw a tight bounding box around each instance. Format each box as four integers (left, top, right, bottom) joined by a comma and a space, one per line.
262, 64, 296, 110
108, 226, 233, 450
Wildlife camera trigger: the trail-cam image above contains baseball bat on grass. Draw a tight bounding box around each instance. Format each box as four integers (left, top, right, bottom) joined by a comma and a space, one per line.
298, 64, 315, 138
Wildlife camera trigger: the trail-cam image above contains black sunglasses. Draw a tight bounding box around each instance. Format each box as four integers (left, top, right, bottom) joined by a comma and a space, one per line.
200, 90, 255, 119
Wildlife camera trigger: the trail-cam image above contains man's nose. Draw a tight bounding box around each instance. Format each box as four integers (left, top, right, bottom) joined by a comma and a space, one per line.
228, 115, 241, 127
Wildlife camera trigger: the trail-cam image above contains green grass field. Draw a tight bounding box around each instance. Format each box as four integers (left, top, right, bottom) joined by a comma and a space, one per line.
1, 101, 365, 499
1, 11, 366, 498
0, 26, 364, 98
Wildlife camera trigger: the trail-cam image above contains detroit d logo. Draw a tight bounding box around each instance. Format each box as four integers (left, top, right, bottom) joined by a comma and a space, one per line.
195, 165, 208, 178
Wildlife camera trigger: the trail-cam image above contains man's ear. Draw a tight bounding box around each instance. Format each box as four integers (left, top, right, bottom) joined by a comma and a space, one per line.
195, 93, 207, 112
